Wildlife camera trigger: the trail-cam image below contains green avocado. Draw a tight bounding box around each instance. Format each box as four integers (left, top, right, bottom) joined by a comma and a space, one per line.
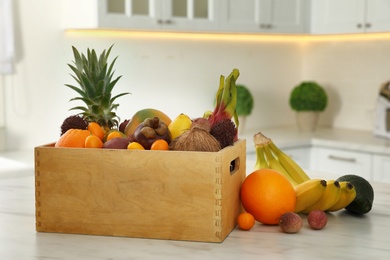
336, 174, 374, 215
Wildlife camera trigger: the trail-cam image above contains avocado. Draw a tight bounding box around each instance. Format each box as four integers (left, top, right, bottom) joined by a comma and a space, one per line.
336, 174, 374, 215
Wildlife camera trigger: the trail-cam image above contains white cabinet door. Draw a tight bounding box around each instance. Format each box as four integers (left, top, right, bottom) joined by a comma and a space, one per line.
163, 0, 220, 31
219, 0, 307, 33
270, 0, 308, 33
311, 0, 390, 34
64, 0, 218, 32
372, 154, 390, 183
311, 147, 372, 180
98, 0, 219, 31
98, 0, 164, 30
311, 0, 365, 34
365, 0, 390, 33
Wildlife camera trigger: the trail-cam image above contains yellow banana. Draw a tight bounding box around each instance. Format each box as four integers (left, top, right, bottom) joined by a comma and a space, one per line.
327, 181, 357, 212
254, 144, 269, 170
294, 179, 327, 213
268, 141, 310, 184
301, 180, 341, 214
262, 144, 298, 186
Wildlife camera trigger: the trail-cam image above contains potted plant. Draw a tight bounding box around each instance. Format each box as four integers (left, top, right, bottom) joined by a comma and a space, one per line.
236, 84, 254, 134
289, 81, 327, 131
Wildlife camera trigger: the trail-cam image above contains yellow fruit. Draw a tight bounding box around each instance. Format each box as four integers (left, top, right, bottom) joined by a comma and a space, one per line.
127, 142, 145, 150
103, 129, 127, 143
124, 108, 172, 138
168, 113, 192, 140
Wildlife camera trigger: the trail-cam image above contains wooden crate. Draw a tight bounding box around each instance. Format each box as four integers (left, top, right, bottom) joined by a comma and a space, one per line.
34, 139, 246, 243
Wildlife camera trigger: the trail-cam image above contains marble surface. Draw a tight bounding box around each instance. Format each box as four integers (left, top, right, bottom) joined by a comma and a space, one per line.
1, 149, 390, 259
241, 126, 390, 155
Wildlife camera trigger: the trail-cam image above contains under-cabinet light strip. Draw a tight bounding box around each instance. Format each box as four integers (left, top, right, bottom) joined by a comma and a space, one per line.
64, 29, 390, 42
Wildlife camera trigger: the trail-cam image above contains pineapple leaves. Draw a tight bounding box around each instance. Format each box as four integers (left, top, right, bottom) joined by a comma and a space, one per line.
65, 45, 130, 130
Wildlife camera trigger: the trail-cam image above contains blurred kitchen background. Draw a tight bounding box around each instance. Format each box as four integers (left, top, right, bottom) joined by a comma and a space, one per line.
1, 0, 390, 153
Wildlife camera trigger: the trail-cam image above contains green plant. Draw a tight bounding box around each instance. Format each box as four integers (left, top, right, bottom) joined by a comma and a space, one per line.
237, 84, 254, 116
66, 45, 130, 131
289, 81, 327, 111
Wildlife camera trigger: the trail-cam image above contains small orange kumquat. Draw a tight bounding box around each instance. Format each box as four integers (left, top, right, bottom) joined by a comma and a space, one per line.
150, 139, 169, 150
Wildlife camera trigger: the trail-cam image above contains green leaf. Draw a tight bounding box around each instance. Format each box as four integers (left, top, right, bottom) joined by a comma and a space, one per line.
65, 84, 87, 98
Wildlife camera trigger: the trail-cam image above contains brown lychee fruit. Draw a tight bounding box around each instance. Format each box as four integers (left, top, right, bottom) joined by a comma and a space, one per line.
279, 212, 303, 234
308, 210, 327, 230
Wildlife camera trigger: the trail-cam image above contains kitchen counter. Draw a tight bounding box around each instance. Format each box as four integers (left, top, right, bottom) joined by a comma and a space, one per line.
241, 126, 390, 155
1, 149, 390, 259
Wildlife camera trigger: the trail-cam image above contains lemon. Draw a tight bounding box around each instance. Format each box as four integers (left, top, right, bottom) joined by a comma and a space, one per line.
168, 113, 192, 140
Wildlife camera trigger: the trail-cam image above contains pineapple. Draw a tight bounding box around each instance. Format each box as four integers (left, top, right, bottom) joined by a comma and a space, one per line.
65, 45, 129, 131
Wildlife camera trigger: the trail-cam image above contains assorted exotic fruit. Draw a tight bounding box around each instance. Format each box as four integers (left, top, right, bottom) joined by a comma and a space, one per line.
55, 45, 240, 151
56, 45, 375, 235
238, 131, 374, 233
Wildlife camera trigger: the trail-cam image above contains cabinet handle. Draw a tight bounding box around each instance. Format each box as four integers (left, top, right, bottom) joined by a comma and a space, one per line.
357, 23, 362, 28
328, 155, 357, 163
157, 19, 174, 24
365, 23, 371, 28
260, 24, 272, 29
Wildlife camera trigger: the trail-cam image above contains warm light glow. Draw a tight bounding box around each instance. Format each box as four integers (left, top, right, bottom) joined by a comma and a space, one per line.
64, 29, 390, 43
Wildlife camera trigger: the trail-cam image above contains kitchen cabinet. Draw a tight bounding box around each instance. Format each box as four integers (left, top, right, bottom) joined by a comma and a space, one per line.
62, 0, 219, 32
311, 147, 372, 180
372, 154, 390, 183
62, 0, 308, 34
311, 0, 390, 34
219, 0, 308, 33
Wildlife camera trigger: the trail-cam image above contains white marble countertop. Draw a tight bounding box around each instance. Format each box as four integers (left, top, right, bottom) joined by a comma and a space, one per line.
241, 126, 390, 156
1, 148, 390, 259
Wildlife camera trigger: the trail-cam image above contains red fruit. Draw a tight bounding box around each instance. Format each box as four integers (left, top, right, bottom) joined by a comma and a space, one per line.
308, 210, 328, 230
279, 212, 303, 234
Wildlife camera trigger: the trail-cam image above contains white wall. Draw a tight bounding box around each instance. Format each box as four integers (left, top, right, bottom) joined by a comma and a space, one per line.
301, 38, 390, 131
2, 0, 389, 151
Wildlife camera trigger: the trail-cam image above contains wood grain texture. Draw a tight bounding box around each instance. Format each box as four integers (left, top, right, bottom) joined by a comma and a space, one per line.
35, 139, 246, 242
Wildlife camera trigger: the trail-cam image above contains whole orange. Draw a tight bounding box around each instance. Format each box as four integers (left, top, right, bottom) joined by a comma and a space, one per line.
240, 169, 296, 225
55, 129, 91, 148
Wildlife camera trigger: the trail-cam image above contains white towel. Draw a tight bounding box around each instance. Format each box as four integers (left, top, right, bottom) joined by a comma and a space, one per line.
0, 0, 15, 74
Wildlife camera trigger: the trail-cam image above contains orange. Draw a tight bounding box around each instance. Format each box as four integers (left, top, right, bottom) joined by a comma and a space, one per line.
85, 134, 103, 148
106, 131, 123, 142
150, 139, 169, 150
237, 212, 255, 231
55, 129, 91, 148
240, 169, 296, 225
127, 142, 145, 150
87, 122, 105, 141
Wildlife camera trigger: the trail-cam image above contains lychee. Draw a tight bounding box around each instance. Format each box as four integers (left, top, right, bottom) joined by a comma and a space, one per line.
308, 210, 327, 230
279, 212, 303, 234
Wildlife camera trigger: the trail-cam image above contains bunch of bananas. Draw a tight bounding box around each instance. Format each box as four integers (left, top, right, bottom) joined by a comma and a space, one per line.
253, 132, 357, 213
